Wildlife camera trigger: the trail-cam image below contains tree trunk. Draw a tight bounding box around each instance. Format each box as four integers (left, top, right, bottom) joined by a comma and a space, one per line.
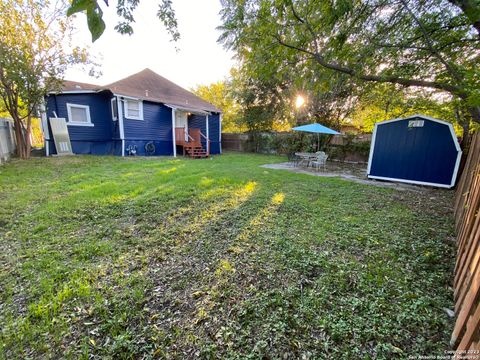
461, 122, 471, 152
25, 114, 32, 159
12, 115, 31, 159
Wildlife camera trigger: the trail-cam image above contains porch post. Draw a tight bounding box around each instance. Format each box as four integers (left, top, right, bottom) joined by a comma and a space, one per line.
206, 115, 210, 155
172, 108, 177, 157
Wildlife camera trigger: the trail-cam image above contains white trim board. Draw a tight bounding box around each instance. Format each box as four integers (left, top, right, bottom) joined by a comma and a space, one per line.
117, 96, 125, 157
367, 175, 454, 189
367, 114, 462, 188
367, 122, 378, 174
165, 103, 211, 116
48, 90, 98, 95
219, 113, 222, 154
171, 108, 177, 157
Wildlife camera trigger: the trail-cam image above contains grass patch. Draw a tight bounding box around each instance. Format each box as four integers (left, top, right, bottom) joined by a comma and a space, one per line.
0, 153, 455, 358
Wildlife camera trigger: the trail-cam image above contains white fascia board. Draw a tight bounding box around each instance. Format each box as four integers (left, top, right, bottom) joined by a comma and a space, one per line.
164, 103, 211, 116
367, 122, 378, 175
377, 114, 454, 128
113, 93, 141, 101
48, 90, 98, 95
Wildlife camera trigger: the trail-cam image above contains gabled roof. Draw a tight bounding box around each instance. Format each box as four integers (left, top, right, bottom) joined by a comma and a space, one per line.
62, 80, 100, 92
105, 69, 220, 113
58, 69, 221, 113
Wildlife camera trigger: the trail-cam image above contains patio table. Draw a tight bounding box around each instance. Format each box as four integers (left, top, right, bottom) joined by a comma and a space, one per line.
295, 152, 318, 167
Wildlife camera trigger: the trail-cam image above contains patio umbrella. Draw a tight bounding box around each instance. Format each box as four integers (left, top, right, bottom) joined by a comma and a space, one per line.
292, 123, 340, 151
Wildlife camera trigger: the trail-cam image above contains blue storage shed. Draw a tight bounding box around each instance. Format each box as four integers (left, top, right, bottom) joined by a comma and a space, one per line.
367, 114, 462, 188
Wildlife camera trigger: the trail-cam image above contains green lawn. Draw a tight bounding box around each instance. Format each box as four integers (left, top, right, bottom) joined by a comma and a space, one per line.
0, 153, 455, 359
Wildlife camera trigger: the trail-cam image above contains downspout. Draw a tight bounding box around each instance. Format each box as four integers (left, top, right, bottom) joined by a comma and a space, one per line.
171, 108, 177, 157
53, 95, 59, 117
219, 113, 222, 154
117, 96, 125, 157
206, 114, 209, 155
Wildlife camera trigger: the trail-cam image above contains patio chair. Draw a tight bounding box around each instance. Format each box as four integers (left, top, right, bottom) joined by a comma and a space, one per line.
288, 152, 301, 167
311, 153, 328, 171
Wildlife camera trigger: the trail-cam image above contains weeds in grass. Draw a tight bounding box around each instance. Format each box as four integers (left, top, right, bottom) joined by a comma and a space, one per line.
0, 154, 455, 359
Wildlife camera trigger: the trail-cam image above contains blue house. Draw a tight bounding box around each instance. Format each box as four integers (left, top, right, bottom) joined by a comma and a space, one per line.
367, 114, 462, 188
43, 69, 222, 157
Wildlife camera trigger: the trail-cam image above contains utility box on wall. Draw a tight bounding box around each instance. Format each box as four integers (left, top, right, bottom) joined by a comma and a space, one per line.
367, 114, 462, 188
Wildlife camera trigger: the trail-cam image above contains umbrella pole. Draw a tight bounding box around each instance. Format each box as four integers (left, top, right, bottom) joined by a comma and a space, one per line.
317, 133, 320, 152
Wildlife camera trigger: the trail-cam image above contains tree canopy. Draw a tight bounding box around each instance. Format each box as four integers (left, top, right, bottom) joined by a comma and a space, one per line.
68, 0, 180, 42
218, 0, 480, 143
191, 80, 245, 133
0, 0, 90, 158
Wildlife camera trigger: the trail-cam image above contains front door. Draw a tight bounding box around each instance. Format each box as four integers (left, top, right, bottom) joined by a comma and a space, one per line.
175, 111, 188, 141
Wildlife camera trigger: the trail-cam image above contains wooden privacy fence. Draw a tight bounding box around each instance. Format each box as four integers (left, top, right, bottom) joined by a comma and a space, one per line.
0, 118, 15, 164
452, 131, 480, 350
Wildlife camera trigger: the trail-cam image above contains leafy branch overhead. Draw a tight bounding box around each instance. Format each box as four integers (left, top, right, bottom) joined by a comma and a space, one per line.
218, 0, 480, 132
67, 0, 180, 42
0, 0, 91, 159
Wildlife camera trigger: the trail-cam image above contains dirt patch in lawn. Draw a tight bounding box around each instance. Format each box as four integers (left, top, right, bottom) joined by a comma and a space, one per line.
261, 161, 431, 191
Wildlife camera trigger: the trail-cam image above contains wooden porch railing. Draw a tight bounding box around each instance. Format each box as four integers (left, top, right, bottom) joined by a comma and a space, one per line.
199, 130, 210, 156
175, 127, 210, 157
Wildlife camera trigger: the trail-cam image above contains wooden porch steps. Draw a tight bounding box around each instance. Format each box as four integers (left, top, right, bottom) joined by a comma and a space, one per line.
176, 127, 210, 159
184, 145, 208, 158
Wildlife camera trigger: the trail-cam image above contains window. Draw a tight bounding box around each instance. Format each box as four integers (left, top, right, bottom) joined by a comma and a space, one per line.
408, 120, 424, 128
125, 100, 143, 120
66, 103, 93, 126
111, 98, 118, 121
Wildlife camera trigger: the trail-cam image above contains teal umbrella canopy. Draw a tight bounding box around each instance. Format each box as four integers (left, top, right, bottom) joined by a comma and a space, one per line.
292, 123, 340, 135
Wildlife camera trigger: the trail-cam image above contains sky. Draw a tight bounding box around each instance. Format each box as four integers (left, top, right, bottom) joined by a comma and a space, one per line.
65, 0, 235, 90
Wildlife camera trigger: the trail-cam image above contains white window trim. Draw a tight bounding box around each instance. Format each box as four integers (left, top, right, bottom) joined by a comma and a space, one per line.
111, 98, 118, 121
66, 103, 93, 127
124, 100, 144, 120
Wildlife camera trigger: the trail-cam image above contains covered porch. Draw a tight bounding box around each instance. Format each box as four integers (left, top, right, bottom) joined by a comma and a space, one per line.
169, 104, 211, 158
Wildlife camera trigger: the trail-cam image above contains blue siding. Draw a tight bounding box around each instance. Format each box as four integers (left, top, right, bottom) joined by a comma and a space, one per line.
188, 114, 207, 149
46, 93, 221, 157
46, 92, 117, 155
208, 113, 221, 154
187, 113, 221, 154
124, 140, 173, 156
123, 102, 172, 141
369, 117, 459, 186
46, 93, 116, 142
123, 101, 173, 155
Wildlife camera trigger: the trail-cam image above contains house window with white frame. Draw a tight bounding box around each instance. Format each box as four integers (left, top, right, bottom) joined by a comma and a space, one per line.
66, 103, 93, 126
124, 100, 143, 120
111, 98, 118, 121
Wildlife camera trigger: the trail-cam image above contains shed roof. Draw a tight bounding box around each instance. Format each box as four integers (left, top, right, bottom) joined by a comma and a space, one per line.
59, 69, 220, 113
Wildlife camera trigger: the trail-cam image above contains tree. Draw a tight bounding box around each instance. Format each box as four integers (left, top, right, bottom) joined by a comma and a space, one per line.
350, 83, 464, 132
0, 0, 89, 159
218, 0, 480, 146
67, 0, 180, 42
191, 80, 244, 133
